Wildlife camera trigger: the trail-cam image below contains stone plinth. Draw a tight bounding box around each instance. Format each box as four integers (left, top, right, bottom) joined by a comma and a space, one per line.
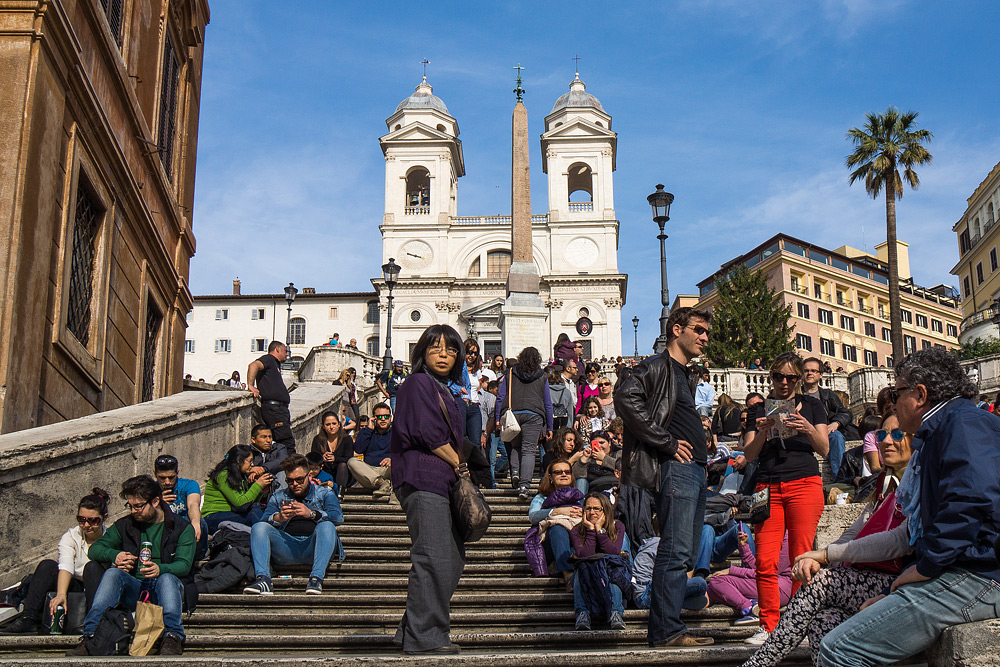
501, 292, 549, 359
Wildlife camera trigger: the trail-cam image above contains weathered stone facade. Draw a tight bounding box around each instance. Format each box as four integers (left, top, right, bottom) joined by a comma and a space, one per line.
0, 0, 209, 434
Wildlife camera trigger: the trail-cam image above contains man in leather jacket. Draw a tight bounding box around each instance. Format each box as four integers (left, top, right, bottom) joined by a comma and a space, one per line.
801, 357, 852, 478
614, 307, 715, 649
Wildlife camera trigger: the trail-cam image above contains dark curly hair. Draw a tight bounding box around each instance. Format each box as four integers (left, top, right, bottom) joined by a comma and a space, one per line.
895, 348, 976, 406
516, 346, 542, 371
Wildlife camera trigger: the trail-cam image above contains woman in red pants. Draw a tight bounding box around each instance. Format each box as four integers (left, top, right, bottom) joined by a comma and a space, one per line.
740, 351, 828, 646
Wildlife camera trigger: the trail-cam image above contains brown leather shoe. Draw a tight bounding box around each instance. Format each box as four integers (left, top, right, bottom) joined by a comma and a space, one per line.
653, 633, 715, 647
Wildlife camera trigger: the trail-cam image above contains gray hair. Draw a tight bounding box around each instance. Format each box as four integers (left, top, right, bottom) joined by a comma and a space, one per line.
894, 348, 976, 406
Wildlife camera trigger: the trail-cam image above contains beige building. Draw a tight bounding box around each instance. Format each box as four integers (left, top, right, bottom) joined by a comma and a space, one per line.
0, 1, 209, 433
695, 234, 962, 372
951, 159, 1000, 345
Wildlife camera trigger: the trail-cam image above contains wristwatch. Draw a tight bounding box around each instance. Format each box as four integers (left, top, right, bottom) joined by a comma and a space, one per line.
310, 510, 319, 521
597, 528, 606, 534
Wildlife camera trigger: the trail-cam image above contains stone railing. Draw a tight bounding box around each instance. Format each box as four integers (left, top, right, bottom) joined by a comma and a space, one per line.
0, 383, 342, 587
961, 306, 997, 333
451, 214, 549, 226
961, 352, 1000, 394
297, 345, 389, 386
568, 202, 593, 212
847, 368, 894, 415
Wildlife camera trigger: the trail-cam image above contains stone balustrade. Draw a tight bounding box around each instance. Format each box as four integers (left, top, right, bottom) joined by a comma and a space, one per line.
960, 352, 1000, 394
297, 345, 391, 387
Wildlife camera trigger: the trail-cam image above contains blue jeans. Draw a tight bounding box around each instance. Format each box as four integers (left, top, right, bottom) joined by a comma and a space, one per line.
251, 521, 339, 580
694, 523, 754, 576
575, 478, 589, 494
487, 434, 508, 487
683, 575, 709, 610
542, 525, 574, 574
205, 506, 263, 533
574, 571, 624, 616
389, 395, 397, 413
828, 429, 847, 479
648, 460, 707, 645
465, 402, 482, 444
819, 568, 1000, 666
83, 567, 185, 639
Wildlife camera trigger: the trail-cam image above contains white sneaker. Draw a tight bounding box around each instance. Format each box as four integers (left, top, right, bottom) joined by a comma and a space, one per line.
744, 629, 770, 646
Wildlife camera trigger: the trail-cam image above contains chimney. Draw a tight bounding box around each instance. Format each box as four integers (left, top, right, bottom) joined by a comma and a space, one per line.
233, 278, 241, 295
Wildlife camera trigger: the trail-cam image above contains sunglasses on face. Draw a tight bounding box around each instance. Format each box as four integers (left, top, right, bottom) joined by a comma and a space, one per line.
771, 371, 800, 383
286, 474, 309, 485
685, 324, 711, 336
876, 428, 906, 442
551, 469, 572, 476
466, 350, 478, 356
77, 516, 102, 526
598, 382, 611, 387
888, 386, 916, 404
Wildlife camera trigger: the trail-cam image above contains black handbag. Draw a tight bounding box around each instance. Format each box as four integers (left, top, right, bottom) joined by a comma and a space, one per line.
437, 393, 492, 542
747, 486, 771, 524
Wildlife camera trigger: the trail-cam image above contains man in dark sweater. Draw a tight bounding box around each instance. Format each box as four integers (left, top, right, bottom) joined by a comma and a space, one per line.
347, 402, 393, 501
69, 475, 195, 657
247, 341, 296, 452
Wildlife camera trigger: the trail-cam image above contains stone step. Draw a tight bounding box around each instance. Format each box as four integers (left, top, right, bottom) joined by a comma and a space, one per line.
318, 561, 536, 577
340, 501, 533, 514
267, 575, 562, 589
340, 536, 524, 549
344, 513, 531, 526
337, 524, 528, 537
336, 548, 527, 561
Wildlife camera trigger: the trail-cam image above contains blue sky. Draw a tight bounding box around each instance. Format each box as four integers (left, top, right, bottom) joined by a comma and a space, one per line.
191, 1, 1000, 352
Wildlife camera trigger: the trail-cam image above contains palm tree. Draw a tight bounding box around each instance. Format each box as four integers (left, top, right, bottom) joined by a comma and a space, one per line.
846, 108, 933, 364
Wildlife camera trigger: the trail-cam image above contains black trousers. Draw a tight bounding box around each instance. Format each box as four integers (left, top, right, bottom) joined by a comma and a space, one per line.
261, 401, 296, 452
21, 559, 108, 622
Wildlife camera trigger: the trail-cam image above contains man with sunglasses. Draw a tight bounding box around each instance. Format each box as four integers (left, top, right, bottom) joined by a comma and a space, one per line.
801, 357, 853, 479
819, 348, 1000, 667
348, 403, 394, 501
377, 360, 408, 413
245, 454, 344, 596
615, 307, 715, 648
72, 475, 196, 656
153, 455, 207, 561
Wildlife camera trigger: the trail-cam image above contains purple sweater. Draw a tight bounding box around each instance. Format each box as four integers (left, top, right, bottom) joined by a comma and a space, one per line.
569, 520, 626, 557
390, 372, 462, 498
730, 536, 792, 582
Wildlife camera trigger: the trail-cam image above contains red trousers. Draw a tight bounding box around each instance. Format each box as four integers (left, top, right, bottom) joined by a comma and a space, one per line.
753, 476, 824, 631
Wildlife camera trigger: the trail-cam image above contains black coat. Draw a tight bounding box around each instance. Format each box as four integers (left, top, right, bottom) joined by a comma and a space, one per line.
613, 352, 679, 491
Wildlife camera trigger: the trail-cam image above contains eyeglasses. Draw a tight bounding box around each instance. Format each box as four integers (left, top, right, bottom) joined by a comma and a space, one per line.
429, 345, 459, 356
587, 370, 598, 375
584, 507, 604, 514
876, 428, 906, 442
374, 414, 391, 421
286, 474, 309, 485
124, 500, 150, 513
76, 516, 102, 526
685, 324, 711, 336
889, 386, 917, 404
771, 371, 800, 383
551, 469, 572, 476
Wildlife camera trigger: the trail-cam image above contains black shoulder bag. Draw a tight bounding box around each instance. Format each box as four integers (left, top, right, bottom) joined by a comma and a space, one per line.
436, 392, 492, 542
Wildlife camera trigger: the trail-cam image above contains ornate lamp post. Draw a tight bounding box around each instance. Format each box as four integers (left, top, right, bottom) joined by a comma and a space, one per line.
381, 258, 401, 371
632, 315, 639, 358
647, 184, 674, 352
282, 282, 298, 369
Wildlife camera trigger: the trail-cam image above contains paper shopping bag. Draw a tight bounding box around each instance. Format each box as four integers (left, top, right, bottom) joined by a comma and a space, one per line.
129, 598, 164, 656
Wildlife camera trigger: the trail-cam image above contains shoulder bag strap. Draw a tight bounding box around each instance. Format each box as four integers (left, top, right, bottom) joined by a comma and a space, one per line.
436, 390, 466, 465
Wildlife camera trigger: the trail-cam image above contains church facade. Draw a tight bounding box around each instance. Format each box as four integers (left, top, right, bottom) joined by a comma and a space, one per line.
376, 74, 627, 362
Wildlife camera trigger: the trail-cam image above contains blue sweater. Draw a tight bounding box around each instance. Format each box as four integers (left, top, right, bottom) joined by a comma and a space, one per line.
914, 398, 1000, 582
354, 427, 392, 466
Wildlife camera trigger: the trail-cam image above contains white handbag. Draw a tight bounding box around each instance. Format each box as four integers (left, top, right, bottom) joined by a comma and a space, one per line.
499, 371, 522, 442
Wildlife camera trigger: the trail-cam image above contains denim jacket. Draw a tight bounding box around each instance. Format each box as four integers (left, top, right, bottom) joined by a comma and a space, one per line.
263, 484, 344, 528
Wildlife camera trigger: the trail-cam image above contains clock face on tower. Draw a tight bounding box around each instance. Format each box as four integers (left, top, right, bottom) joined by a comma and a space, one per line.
566, 237, 599, 269
399, 240, 433, 272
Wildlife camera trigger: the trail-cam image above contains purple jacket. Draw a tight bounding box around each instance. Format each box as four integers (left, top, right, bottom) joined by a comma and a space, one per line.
524, 487, 584, 576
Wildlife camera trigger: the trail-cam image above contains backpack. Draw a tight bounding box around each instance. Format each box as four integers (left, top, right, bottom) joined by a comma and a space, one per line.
85, 605, 134, 656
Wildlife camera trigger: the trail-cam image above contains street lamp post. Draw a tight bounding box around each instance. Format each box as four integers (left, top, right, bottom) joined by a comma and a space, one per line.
282, 282, 298, 369
632, 315, 639, 358
647, 184, 674, 352
381, 258, 401, 372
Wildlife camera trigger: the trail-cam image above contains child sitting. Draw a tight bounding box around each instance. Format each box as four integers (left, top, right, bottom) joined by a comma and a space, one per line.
306, 451, 335, 489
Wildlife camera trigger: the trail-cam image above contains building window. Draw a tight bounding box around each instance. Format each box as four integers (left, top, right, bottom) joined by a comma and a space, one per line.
405, 168, 430, 212
904, 335, 916, 354
790, 276, 800, 292
814, 284, 824, 300
251, 338, 267, 353
366, 336, 380, 356
141, 301, 162, 402
820, 338, 835, 357
864, 322, 876, 337
486, 250, 512, 279
977, 262, 985, 284
468, 256, 481, 277
931, 319, 943, 333
960, 229, 971, 255
184, 339, 195, 353
216, 309, 229, 320
992, 248, 998, 272
251, 308, 265, 320
915, 313, 928, 328
947, 323, 958, 338
840, 315, 856, 332
864, 349, 878, 366
882, 327, 891, 342
921, 340, 932, 350
841, 344, 857, 363
66, 181, 102, 346
886, 355, 893, 367
796, 333, 812, 351
288, 317, 306, 345
410, 310, 421, 322
99, 0, 125, 46
215, 339, 231, 353
899, 309, 912, 324
158, 32, 180, 179
797, 303, 810, 319
964, 276, 971, 297
818, 308, 833, 325
328, 307, 338, 319
366, 300, 379, 324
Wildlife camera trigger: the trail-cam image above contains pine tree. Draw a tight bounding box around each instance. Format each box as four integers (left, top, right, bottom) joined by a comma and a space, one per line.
702, 264, 795, 367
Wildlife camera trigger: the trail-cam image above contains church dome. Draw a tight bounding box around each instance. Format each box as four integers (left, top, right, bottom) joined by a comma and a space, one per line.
550, 74, 604, 114
395, 77, 450, 114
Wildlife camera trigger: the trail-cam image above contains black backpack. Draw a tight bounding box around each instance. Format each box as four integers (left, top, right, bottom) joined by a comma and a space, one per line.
85, 605, 134, 656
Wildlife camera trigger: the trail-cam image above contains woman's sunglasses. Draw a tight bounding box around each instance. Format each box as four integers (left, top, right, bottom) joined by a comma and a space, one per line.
876, 428, 906, 442
771, 371, 800, 383
76, 516, 103, 526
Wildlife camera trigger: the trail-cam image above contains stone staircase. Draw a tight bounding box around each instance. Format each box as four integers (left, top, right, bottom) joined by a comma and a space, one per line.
0, 485, 812, 665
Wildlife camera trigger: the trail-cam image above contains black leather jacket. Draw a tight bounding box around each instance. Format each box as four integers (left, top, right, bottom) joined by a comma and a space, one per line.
613, 352, 679, 491
813, 386, 851, 428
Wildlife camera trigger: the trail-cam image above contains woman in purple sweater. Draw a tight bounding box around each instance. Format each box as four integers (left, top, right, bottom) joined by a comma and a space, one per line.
707, 531, 792, 626
390, 325, 466, 656
571, 492, 629, 631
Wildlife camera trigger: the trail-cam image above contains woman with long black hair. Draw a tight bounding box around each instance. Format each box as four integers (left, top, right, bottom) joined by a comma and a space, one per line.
310, 411, 354, 500
391, 324, 466, 655
202, 445, 273, 532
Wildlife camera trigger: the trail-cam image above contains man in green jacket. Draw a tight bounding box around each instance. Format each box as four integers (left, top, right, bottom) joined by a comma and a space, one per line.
68, 475, 195, 657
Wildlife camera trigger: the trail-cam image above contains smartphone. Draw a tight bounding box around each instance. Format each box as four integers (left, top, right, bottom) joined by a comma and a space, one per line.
738, 521, 745, 535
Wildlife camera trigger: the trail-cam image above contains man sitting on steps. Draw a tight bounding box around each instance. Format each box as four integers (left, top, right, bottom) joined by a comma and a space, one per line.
245, 454, 344, 596
347, 402, 393, 502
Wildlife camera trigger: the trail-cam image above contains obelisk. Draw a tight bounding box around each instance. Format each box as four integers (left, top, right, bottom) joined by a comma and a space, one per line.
500, 65, 548, 358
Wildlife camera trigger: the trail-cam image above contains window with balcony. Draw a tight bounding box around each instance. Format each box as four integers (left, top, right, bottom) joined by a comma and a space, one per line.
915, 313, 928, 328
947, 324, 958, 338
899, 309, 912, 324
931, 319, 943, 333
864, 322, 876, 337
842, 344, 857, 363
864, 349, 878, 366
818, 308, 834, 325
814, 284, 824, 300
797, 303, 810, 319
820, 338, 836, 356
840, 315, 856, 332
796, 333, 812, 351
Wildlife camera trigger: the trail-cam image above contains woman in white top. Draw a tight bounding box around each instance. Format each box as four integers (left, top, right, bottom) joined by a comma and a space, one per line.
1, 488, 111, 635
464, 338, 485, 444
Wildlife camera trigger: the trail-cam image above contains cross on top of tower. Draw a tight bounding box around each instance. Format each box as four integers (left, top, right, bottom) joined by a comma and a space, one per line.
513, 64, 525, 101
572, 54, 582, 75
420, 58, 430, 80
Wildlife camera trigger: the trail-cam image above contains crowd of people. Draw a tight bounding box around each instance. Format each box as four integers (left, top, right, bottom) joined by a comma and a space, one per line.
2, 313, 999, 664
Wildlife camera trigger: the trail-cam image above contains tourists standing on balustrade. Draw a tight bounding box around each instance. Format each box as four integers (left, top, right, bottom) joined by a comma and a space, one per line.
247, 341, 296, 453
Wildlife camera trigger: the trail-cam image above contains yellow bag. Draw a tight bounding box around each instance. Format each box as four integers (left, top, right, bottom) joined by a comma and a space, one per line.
129, 597, 164, 656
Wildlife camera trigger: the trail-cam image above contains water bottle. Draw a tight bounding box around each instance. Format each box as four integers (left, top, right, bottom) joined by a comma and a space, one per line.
50, 605, 65, 634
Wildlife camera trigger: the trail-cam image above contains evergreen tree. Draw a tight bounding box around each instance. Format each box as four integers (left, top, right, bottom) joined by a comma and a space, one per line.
958, 337, 1000, 361
702, 264, 794, 367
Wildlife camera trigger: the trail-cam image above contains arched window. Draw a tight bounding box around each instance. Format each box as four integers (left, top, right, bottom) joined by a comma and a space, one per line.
405, 168, 430, 214
567, 162, 593, 203
468, 256, 481, 277
288, 317, 306, 345
486, 251, 512, 279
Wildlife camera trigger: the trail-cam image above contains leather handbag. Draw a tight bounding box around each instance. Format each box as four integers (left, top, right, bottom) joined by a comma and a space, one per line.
499, 373, 521, 442
437, 393, 492, 542
747, 485, 771, 524
842, 491, 906, 574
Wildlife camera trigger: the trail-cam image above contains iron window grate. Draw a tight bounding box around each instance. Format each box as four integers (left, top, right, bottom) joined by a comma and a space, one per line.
141, 301, 162, 402
99, 0, 125, 45
67, 185, 101, 346
158, 33, 180, 178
